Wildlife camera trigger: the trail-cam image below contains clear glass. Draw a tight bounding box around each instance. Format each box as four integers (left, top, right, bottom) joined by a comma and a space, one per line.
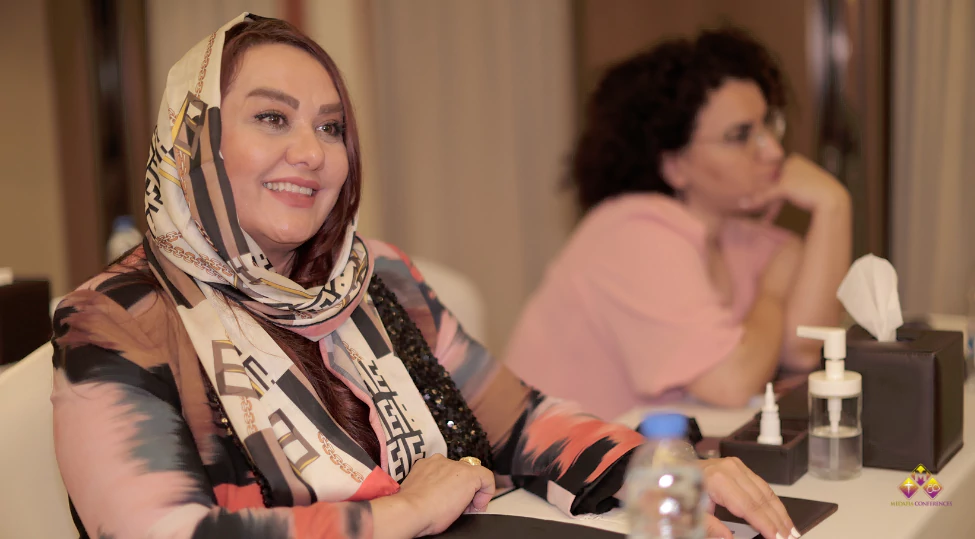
625, 438, 707, 539
808, 393, 862, 480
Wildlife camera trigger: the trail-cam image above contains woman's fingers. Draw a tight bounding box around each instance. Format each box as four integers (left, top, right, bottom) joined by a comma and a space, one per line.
703, 458, 793, 539
705, 466, 780, 538
468, 463, 496, 512
731, 459, 797, 538
396, 454, 497, 534
725, 458, 793, 536
704, 513, 733, 539
761, 200, 785, 225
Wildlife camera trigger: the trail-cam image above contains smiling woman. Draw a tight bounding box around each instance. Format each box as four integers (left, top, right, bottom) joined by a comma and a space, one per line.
49, 14, 797, 539
217, 20, 361, 284
220, 43, 350, 272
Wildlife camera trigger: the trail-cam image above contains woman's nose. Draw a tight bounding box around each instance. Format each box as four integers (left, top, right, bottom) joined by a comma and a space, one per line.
286, 128, 325, 171
755, 131, 785, 163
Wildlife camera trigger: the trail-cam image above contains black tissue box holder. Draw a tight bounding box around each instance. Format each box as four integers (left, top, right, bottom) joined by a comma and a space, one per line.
844, 325, 965, 472
719, 417, 809, 485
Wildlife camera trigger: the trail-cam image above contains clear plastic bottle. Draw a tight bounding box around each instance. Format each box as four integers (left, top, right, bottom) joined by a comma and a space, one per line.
798, 326, 862, 481
625, 413, 706, 539
106, 215, 144, 263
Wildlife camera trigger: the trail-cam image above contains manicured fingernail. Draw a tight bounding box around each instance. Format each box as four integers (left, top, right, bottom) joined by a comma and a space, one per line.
776, 533, 786, 539
791, 527, 801, 538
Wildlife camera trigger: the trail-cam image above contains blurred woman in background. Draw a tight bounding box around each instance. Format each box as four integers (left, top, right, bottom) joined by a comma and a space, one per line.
505, 28, 851, 417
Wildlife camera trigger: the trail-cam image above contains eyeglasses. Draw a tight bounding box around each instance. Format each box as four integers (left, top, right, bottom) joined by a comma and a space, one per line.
693, 110, 786, 155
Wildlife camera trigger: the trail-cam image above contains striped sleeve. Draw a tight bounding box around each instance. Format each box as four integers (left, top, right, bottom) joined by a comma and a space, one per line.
369, 240, 644, 515
51, 266, 373, 539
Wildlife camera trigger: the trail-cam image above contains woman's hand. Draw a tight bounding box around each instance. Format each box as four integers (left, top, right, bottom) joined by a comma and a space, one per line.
372, 454, 496, 538
700, 457, 798, 539
741, 154, 851, 215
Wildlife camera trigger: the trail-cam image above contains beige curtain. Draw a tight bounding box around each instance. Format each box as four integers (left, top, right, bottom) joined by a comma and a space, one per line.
146, 0, 280, 112
1, 1, 68, 294
892, 0, 975, 316
370, 0, 577, 352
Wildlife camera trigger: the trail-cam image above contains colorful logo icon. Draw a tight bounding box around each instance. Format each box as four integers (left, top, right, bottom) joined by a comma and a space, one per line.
910, 464, 931, 487
900, 464, 942, 500
924, 477, 943, 499
899, 477, 920, 499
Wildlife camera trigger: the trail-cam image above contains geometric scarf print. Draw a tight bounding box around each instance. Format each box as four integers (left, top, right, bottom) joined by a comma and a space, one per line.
143, 12, 446, 506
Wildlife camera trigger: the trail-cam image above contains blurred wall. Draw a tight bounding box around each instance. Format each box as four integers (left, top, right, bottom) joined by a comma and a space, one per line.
0, 1, 68, 295
372, 0, 578, 352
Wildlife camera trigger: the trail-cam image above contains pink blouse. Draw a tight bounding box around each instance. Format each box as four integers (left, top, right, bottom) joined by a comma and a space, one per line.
504, 194, 789, 419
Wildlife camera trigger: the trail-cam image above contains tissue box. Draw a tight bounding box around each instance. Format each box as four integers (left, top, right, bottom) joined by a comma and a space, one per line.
0, 279, 52, 365
845, 325, 965, 472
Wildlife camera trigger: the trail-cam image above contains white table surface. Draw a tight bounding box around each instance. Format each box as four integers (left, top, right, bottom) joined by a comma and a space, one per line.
486, 314, 975, 538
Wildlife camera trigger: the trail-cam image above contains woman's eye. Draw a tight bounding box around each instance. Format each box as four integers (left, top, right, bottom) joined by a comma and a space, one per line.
726, 125, 752, 145
318, 121, 345, 139
255, 111, 288, 128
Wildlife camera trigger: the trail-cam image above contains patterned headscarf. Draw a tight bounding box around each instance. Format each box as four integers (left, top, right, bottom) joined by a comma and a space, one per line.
144, 13, 447, 505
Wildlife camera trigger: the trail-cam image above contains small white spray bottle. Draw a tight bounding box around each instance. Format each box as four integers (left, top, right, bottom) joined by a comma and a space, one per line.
757, 382, 782, 445
797, 326, 863, 480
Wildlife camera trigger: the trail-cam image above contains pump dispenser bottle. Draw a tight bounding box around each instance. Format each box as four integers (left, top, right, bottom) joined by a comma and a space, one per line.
797, 326, 863, 480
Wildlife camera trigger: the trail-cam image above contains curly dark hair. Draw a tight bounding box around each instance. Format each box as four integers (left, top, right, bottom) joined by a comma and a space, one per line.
572, 27, 787, 212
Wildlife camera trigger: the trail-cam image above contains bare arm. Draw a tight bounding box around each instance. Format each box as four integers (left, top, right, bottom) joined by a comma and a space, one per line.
685, 295, 783, 407
741, 155, 852, 371
781, 199, 851, 369
685, 237, 800, 407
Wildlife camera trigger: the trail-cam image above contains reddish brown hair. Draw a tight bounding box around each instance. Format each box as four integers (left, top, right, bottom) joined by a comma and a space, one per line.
220, 17, 379, 464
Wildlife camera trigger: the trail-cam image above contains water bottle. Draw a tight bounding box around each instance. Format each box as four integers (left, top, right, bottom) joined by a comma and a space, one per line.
625, 413, 707, 539
106, 215, 144, 263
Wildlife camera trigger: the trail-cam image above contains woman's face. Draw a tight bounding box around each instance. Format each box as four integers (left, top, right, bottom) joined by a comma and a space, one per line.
220, 43, 349, 265
663, 79, 785, 215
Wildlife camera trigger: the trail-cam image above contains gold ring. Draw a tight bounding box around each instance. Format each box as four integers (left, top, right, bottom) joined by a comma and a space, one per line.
459, 456, 481, 467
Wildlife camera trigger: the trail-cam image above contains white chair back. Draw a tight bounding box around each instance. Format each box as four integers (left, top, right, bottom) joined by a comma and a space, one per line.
411, 257, 488, 345
0, 342, 77, 538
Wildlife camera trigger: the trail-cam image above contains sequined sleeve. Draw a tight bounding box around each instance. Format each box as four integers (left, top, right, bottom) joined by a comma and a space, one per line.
51, 268, 374, 539
368, 240, 645, 515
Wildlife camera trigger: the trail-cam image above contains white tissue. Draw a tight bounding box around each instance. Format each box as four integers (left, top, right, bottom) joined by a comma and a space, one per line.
837, 254, 903, 342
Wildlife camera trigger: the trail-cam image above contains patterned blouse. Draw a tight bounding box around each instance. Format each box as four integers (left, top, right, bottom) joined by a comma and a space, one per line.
52, 240, 644, 538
